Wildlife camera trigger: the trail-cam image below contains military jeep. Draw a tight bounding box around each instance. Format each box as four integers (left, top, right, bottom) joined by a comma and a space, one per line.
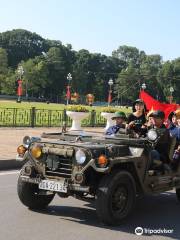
16, 129, 180, 225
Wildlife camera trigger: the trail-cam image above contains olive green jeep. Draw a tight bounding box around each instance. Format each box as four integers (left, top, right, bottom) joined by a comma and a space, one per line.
16, 129, 180, 225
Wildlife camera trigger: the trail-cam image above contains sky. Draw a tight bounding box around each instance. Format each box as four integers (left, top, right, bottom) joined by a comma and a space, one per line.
0, 0, 180, 61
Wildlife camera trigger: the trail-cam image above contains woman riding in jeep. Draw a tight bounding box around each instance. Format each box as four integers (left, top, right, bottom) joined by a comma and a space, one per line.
126, 99, 147, 137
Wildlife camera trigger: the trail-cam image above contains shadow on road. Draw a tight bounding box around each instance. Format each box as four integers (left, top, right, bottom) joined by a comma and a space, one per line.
33, 191, 180, 239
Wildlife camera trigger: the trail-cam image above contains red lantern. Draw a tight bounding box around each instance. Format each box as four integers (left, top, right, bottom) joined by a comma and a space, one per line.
71, 92, 79, 102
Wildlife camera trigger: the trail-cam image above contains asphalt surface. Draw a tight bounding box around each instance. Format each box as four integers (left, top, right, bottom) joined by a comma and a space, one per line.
0, 171, 179, 240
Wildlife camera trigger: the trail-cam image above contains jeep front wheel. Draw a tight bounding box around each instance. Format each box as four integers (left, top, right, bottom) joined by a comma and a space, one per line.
17, 176, 55, 209
96, 171, 136, 225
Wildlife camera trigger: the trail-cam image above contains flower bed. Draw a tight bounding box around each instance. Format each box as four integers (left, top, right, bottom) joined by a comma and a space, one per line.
66, 105, 89, 112
101, 107, 118, 113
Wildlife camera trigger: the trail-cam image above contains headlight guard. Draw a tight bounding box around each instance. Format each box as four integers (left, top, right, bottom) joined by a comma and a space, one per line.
23, 136, 41, 148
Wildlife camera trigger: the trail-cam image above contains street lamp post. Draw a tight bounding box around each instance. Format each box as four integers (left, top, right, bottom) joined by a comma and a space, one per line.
66, 73, 72, 105
17, 66, 24, 102
141, 83, 146, 91
108, 78, 113, 107
25, 79, 28, 100
169, 86, 174, 104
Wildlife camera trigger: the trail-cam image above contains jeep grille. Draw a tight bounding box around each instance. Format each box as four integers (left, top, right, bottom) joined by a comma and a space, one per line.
45, 154, 73, 179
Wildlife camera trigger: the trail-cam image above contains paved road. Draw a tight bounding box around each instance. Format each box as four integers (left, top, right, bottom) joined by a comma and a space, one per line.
0, 171, 179, 240
0, 127, 61, 161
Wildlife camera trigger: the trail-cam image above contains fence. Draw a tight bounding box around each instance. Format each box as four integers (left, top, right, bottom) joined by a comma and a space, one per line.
0, 107, 106, 127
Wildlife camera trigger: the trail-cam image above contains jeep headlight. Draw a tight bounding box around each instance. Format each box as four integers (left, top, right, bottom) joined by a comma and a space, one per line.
23, 136, 31, 147
75, 149, 86, 164
147, 129, 158, 141
30, 146, 42, 159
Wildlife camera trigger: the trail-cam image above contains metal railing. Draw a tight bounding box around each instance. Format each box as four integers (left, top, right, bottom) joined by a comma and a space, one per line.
0, 107, 106, 127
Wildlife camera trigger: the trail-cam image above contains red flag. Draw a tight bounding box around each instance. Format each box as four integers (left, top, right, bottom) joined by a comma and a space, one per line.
139, 90, 179, 119
66, 86, 71, 99
108, 91, 112, 104
17, 79, 23, 96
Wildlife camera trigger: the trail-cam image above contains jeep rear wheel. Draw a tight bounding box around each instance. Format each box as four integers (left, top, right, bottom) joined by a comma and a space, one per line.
96, 171, 136, 225
17, 173, 55, 210
176, 188, 180, 202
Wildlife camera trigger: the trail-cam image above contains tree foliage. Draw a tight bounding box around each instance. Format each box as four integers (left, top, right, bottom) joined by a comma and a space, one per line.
0, 29, 179, 103
0, 29, 48, 67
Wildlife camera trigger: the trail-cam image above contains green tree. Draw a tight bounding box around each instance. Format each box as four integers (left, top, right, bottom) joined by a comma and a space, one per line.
0, 29, 179, 104
72, 49, 92, 95
21, 56, 49, 97
0, 48, 8, 73
140, 54, 162, 100
0, 29, 47, 67
1, 69, 16, 95
114, 63, 141, 104
44, 46, 68, 100
0, 48, 8, 93
112, 45, 141, 67
171, 58, 180, 102
157, 61, 174, 101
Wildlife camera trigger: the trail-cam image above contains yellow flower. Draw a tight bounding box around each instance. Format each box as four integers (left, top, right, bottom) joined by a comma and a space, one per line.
101, 107, 117, 113
66, 105, 89, 112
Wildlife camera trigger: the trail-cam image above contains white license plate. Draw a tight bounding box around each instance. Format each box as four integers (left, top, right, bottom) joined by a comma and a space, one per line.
39, 179, 67, 193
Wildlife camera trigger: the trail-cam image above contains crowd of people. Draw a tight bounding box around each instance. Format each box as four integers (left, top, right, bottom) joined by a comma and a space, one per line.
106, 99, 180, 172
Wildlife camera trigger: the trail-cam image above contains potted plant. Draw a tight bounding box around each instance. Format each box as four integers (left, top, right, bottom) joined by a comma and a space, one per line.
101, 107, 118, 130
66, 105, 89, 131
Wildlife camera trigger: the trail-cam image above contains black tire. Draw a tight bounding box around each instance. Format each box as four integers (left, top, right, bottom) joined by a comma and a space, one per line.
176, 188, 180, 202
17, 162, 55, 209
96, 171, 136, 225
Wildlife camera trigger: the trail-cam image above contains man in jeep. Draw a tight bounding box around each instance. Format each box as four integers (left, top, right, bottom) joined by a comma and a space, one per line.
148, 110, 172, 171
105, 111, 126, 135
